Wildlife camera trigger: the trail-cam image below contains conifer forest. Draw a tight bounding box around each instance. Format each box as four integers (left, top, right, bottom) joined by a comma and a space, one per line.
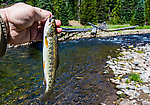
0, 0, 149, 26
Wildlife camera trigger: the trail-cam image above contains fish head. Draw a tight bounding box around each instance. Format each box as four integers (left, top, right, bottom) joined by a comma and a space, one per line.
44, 17, 56, 38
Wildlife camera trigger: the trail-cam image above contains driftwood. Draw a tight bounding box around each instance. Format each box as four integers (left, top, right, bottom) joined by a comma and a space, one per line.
88, 22, 138, 32
61, 23, 138, 34
62, 27, 91, 33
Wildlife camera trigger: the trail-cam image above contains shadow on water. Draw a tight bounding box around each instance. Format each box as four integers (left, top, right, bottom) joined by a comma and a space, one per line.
0, 34, 150, 104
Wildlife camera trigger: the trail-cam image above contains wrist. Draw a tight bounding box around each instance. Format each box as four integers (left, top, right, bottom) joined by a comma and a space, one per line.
0, 9, 9, 57
0, 9, 9, 37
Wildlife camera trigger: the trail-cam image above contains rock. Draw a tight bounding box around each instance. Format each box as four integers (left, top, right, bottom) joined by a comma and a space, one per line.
134, 67, 141, 70
107, 56, 111, 59
142, 100, 150, 105
110, 78, 121, 85
133, 62, 139, 66
106, 44, 150, 103
116, 84, 127, 89
106, 61, 114, 65
116, 91, 123, 95
141, 86, 150, 94
120, 99, 137, 105
103, 70, 109, 74
124, 90, 140, 99
101, 103, 106, 105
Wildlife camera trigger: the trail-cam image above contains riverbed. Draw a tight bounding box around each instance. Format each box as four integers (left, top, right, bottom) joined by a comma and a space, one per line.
1, 34, 150, 104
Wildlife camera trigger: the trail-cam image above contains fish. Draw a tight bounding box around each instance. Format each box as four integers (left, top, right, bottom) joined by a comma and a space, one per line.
41, 17, 59, 102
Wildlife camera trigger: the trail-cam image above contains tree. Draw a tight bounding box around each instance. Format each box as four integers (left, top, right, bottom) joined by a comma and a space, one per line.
54, 0, 69, 26
80, 0, 97, 25
96, 0, 108, 23
120, 0, 138, 24
145, 0, 150, 24
110, 0, 122, 24
130, 0, 145, 26
36, 0, 53, 12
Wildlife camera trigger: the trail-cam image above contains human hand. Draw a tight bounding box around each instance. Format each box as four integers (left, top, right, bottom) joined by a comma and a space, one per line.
0, 3, 62, 45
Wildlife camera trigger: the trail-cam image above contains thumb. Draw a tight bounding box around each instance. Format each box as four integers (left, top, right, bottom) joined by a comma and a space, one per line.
34, 7, 52, 21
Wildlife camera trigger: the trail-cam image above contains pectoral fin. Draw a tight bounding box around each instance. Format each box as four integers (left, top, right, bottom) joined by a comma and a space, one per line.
43, 77, 46, 85
45, 37, 48, 48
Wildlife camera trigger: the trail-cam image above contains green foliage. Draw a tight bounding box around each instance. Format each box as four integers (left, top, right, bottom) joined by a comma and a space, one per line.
120, 0, 138, 24
36, 0, 53, 11
125, 79, 131, 83
109, 0, 124, 24
130, 73, 142, 83
109, 17, 123, 25
145, 0, 150, 24
53, 0, 69, 26
96, 0, 108, 23
130, 1, 145, 26
0, 0, 147, 26
80, 0, 97, 25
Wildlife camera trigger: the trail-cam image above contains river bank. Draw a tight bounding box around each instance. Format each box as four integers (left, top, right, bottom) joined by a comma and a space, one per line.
58, 29, 150, 41
105, 44, 150, 105
7, 29, 150, 49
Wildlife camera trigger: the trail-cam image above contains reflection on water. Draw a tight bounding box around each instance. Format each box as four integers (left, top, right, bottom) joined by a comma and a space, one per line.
0, 34, 150, 104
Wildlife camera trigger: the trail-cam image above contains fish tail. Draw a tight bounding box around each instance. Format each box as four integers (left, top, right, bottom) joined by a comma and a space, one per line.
40, 91, 52, 102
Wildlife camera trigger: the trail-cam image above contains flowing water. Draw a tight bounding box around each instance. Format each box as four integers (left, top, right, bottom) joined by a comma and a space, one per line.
1, 34, 150, 104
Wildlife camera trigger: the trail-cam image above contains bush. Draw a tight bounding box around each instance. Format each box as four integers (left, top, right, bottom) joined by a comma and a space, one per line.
109, 17, 123, 25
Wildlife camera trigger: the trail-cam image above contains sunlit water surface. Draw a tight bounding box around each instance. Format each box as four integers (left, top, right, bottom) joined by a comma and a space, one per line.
1, 34, 150, 104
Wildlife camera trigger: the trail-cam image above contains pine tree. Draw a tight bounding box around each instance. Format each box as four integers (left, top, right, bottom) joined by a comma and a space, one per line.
96, 0, 108, 23
67, 0, 76, 20
36, 0, 53, 12
131, 0, 145, 26
80, 0, 97, 25
54, 0, 69, 26
110, 0, 122, 24
145, 0, 150, 24
120, 0, 138, 24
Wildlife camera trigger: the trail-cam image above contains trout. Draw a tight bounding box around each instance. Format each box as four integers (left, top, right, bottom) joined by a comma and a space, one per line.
41, 17, 59, 102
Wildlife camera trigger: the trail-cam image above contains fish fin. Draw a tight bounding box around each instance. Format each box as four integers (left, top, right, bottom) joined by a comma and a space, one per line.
40, 91, 52, 102
45, 37, 48, 48
43, 77, 46, 85
43, 61, 45, 69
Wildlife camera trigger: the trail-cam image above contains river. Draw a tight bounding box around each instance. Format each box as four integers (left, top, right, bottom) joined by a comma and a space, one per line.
1, 34, 150, 104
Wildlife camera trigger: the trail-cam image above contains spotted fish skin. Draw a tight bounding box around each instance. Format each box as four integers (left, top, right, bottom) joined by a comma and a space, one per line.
42, 17, 59, 101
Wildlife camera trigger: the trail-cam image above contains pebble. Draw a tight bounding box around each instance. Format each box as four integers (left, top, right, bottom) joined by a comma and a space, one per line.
142, 100, 150, 105
116, 91, 123, 95
106, 44, 150, 104
141, 86, 150, 94
116, 84, 128, 89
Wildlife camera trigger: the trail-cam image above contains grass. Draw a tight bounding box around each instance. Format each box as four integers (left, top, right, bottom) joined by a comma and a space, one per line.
135, 25, 150, 29
129, 73, 142, 83
107, 24, 130, 29
125, 73, 143, 84
61, 24, 150, 29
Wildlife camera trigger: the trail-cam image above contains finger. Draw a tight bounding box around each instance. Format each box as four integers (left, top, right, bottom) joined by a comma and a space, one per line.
38, 25, 43, 33
34, 7, 52, 21
55, 20, 61, 27
56, 27, 62, 33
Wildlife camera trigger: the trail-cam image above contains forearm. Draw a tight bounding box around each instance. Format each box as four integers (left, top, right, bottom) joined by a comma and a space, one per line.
0, 9, 9, 57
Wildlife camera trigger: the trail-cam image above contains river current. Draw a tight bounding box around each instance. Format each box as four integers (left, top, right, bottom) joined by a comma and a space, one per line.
0, 34, 150, 104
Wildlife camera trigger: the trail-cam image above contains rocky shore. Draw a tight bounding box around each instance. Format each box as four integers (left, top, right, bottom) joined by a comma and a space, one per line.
58, 29, 150, 41
105, 44, 150, 105
7, 29, 150, 49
